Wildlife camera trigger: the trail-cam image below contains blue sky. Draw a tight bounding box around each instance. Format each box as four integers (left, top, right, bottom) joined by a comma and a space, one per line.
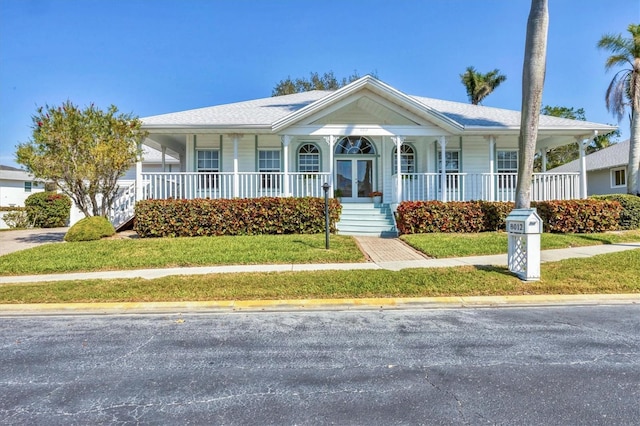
1, 0, 637, 167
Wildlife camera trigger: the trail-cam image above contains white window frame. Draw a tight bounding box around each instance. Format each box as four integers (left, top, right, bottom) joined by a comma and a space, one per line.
297, 143, 320, 173
196, 149, 220, 189
392, 144, 416, 175
497, 150, 518, 189
611, 167, 626, 188
24, 182, 32, 192
437, 150, 460, 189
258, 149, 281, 189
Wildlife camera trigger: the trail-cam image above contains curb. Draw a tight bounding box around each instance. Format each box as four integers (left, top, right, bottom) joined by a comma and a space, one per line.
1, 294, 638, 316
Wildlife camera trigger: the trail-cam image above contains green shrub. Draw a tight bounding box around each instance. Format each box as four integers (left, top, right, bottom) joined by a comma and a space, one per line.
64, 216, 115, 242
396, 199, 622, 234
25, 191, 71, 228
478, 201, 514, 231
1, 210, 30, 228
591, 194, 640, 230
134, 197, 342, 238
395, 201, 485, 234
532, 199, 621, 233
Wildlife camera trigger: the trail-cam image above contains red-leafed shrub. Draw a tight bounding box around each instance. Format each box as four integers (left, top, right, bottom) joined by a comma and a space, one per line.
134, 197, 341, 238
395, 201, 484, 234
478, 201, 514, 231
532, 199, 621, 233
396, 199, 622, 234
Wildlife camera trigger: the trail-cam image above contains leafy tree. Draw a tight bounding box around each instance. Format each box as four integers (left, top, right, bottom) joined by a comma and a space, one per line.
598, 24, 640, 195
460, 66, 507, 105
16, 101, 147, 217
534, 106, 619, 171
272, 70, 378, 96
515, 0, 548, 209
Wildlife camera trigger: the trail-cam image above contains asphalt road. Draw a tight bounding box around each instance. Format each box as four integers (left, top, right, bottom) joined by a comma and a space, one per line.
1, 305, 639, 425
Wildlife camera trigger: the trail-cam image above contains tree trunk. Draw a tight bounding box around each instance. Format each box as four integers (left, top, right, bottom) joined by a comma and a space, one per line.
515, 0, 549, 209
629, 106, 640, 195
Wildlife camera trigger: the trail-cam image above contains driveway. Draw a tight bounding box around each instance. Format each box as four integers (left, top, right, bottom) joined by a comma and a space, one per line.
0, 227, 68, 256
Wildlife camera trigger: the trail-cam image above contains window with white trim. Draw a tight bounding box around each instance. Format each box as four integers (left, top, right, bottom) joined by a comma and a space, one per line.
197, 149, 220, 189
497, 150, 518, 189
392, 144, 415, 175
259, 149, 281, 189
298, 144, 320, 173
24, 182, 32, 192
611, 167, 626, 188
437, 150, 460, 189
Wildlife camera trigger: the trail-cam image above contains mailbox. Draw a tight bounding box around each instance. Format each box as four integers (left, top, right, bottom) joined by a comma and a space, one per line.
506, 208, 542, 281
506, 209, 543, 234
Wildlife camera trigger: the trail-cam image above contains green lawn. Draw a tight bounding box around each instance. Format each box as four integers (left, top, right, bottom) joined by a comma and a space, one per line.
0, 234, 365, 275
401, 230, 640, 258
0, 249, 638, 303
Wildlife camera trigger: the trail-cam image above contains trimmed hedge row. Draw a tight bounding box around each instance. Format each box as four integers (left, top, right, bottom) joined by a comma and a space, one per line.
134, 197, 342, 238
591, 194, 640, 230
396, 199, 622, 234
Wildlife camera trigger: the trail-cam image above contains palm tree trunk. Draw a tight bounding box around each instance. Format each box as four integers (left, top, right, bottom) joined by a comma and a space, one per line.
628, 106, 640, 195
515, 0, 548, 209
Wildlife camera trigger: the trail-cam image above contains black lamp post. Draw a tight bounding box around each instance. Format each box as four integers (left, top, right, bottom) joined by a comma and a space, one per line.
322, 182, 330, 250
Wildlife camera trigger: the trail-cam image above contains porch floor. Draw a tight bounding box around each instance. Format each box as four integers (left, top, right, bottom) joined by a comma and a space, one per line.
354, 236, 429, 263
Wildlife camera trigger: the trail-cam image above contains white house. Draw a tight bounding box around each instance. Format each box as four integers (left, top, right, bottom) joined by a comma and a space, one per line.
0, 165, 45, 208
551, 139, 632, 196
115, 76, 617, 235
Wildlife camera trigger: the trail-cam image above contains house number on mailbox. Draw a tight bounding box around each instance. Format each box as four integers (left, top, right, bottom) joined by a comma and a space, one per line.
509, 222, 524, 233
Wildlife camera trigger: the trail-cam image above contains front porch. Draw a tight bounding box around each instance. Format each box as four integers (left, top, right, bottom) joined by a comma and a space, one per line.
109, 170, 579, 230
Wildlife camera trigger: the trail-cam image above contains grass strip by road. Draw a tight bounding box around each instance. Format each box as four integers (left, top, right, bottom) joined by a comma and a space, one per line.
0, 234, 365, 275
401, 230, 640, 258
0, 249, 637, 304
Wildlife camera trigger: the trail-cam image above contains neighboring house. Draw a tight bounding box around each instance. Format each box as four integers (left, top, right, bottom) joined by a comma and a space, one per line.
115, 76, 616, 235
0, 165, 45, 208
550, 139, 631, 196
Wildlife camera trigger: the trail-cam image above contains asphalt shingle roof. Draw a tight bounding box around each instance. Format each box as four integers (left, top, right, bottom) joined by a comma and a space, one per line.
551, 139, 630, 172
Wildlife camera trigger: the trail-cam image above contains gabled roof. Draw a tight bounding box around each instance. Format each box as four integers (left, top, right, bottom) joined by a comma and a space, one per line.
141, 76, 617, 137
551, 139, 630, 173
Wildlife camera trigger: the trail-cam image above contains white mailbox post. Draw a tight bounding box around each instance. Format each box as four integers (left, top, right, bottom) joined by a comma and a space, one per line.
506, 208, 543, 281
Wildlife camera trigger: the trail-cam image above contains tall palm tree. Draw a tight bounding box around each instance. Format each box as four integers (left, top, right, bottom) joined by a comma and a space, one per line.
515, 0, 548, 209
598, 24, 640, 195
460, 66, 507, 105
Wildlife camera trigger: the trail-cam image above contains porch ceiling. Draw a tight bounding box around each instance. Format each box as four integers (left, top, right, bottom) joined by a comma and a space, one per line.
143, 135, 185, 160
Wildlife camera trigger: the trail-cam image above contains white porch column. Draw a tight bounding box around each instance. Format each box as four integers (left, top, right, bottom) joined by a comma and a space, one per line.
232, 135, 240, 198
281, 135, 291, 196
135, 140, 143, 202
391, 136, 405, 204
161, 146, 167, 172
488, 136, 496, 201
323, 135, 337, 194
439, 136, 448, 202
578, 131, 597, 199
540, 147, 548, 172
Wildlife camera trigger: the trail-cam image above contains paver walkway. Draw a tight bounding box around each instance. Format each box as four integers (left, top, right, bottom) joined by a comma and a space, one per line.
354, 236, 428, 263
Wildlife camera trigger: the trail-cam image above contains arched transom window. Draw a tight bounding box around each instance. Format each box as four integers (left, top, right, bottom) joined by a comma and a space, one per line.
392, 144, 415, 174
298, 143, 320, 173
335, 136, 376, 155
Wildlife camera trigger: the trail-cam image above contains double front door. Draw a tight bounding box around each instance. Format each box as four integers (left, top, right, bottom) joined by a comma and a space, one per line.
336, 159, 373, 201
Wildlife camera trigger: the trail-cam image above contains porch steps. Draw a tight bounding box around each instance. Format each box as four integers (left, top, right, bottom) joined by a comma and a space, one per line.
337, 203, 397, 237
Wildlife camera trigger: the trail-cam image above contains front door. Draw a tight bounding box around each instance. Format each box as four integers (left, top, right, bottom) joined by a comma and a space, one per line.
336, 159, 373, 201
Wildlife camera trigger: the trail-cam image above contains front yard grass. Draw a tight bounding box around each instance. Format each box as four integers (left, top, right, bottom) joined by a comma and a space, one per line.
0, 234, 365, 276
401, 230, 640, 258
0, 249, 637, 303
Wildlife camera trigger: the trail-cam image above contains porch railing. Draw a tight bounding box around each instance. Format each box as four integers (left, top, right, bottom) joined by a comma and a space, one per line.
141, 172, 331, 200
392, 172, 580, 203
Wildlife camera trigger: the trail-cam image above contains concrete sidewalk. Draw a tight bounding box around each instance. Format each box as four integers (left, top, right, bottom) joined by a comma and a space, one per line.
1, 240, 638, 285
